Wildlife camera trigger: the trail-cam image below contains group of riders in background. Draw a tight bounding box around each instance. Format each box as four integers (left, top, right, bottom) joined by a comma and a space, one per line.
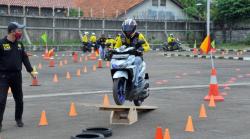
81, 31, 182, 61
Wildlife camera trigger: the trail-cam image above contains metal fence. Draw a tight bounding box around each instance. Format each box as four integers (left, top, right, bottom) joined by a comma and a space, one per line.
0, 15, 206, 46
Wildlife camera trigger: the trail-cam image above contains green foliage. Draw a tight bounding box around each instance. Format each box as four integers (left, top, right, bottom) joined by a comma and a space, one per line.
69, 8, 83, 17
214, 0, 250, 24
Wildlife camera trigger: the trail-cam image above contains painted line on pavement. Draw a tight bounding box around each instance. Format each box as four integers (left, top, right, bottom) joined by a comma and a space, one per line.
7, 82, 250, 100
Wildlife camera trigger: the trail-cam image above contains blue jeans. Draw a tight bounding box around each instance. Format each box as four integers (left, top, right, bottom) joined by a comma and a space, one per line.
134, 56, 142, 87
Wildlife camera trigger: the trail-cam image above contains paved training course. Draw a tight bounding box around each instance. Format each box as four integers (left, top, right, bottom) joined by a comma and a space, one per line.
1, 51, 250, 139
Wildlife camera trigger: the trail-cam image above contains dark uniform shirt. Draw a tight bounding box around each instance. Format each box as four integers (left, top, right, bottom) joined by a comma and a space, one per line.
0, 36, 33, 72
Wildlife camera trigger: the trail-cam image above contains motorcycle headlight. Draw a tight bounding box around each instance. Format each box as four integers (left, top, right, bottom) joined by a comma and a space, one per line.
112, 61, 127, 69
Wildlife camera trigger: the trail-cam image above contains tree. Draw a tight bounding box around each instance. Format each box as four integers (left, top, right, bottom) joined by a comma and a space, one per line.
213, 0, 250, 42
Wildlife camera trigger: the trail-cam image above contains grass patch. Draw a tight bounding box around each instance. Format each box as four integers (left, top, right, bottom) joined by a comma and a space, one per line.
217, 43, 250, 50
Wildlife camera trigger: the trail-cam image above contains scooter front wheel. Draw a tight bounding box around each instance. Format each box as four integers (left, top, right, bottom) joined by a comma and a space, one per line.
113, 78, 127, 105
134, 99, 143, 106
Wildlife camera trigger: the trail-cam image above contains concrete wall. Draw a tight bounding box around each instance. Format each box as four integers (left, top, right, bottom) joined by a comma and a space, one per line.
123, 0, 187, 20
0, 15, 205, 45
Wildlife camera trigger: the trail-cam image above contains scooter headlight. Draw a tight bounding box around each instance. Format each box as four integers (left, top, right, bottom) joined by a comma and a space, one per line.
112, 61, 127, 69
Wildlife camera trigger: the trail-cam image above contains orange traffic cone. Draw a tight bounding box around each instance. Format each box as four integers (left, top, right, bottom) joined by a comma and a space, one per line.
106, 61, 110, 68
163, 128, 171, 139
76, 69, 81, 77
43, 49, 50, 60
89, 47, 97, 60
59, 60, 63, 67
31, 77, 40, 86
83, 66, 88, 73
97, 59, 103, 68
208, 95, 216, 108
221, 51, 225, 57
185, 116, 194, 132
39, 110, 48, 126
204, 68, 224, 101
69, 102, 78, 117
103, 94, 110, 107
155, 126, 163, 139
48, 58, 55, 67
93, 65, 96, 72
85, 55, 88, 62
73, 52, 78, 63
199, 104, 207, 118
66, 72, 71, 80
79, 57, 82, 62
193, 48, 198, 55
38, 63, 42, 69
53, 74, 59, 83
64, 59, 68, 65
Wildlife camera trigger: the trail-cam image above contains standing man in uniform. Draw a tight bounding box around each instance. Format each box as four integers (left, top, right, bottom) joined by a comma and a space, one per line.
0, 22, 36, 132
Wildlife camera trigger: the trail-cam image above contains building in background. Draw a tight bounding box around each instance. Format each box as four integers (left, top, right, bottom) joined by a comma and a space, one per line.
0, 0, 188, 20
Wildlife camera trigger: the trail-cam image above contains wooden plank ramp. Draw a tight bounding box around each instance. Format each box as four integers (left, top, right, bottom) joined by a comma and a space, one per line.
99, 105, 158, 125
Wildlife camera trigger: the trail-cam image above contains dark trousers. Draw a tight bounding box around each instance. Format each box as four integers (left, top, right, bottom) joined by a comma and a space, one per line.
0, 72, 23, 125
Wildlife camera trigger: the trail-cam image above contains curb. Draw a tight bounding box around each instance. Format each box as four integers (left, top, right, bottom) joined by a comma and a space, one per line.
164, 53, 250, 61
182, 48, 250, 53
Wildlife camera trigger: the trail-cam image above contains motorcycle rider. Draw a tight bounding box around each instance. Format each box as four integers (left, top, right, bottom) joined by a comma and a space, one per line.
167, 33, 177, 47
97, 34, 107, 59
115, 33, 121, 43
90, 32, 97, 50
81, 32, 89, 52
105, 35, 116, 49
115, 19, 150, 87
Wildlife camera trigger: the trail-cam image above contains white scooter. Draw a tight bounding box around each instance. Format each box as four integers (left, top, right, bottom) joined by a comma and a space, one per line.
110, 42, 149, 106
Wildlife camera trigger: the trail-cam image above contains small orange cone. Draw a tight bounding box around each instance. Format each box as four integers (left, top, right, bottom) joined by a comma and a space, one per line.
66, 72, 71, 80
64, 59, 68, 65
97, 59, 103, 68
89, 47, 97, 60
83, 66, 88, 73
85, 56, 88, 62
106, 61, 110, 68
199, 104, 207, 118
93, 65, 96, 72
53, 74, 59, 83
103, 94, 110, 107
31, 77, 40, 86
155, 126, 163, 139
39, 110, 48, 126
48, 58, 55, 67
69, 102, 78, 117
193, 48, 198, 55
76, 69, 81, 77
73, 52, 78, 63
185, 116, 194, 132
208, 95, 216, 108
79, 57, 82, 62
59, 60, 63, 67
221, 51, 225, 56
38, 63, 42, 69
163, 128, 171, 139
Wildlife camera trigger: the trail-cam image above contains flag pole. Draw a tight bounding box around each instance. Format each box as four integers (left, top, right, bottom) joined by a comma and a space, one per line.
207, 0, 214, 69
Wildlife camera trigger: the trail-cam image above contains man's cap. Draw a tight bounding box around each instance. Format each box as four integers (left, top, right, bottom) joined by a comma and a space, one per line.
8, 22, 25, 32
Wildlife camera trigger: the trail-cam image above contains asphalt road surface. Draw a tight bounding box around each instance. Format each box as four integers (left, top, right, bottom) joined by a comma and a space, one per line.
1, 51, 250, 139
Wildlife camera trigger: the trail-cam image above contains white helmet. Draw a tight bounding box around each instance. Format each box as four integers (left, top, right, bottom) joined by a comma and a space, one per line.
85, 32, 89, 35
92, 32, 95, 35
170, 34, 174, 37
